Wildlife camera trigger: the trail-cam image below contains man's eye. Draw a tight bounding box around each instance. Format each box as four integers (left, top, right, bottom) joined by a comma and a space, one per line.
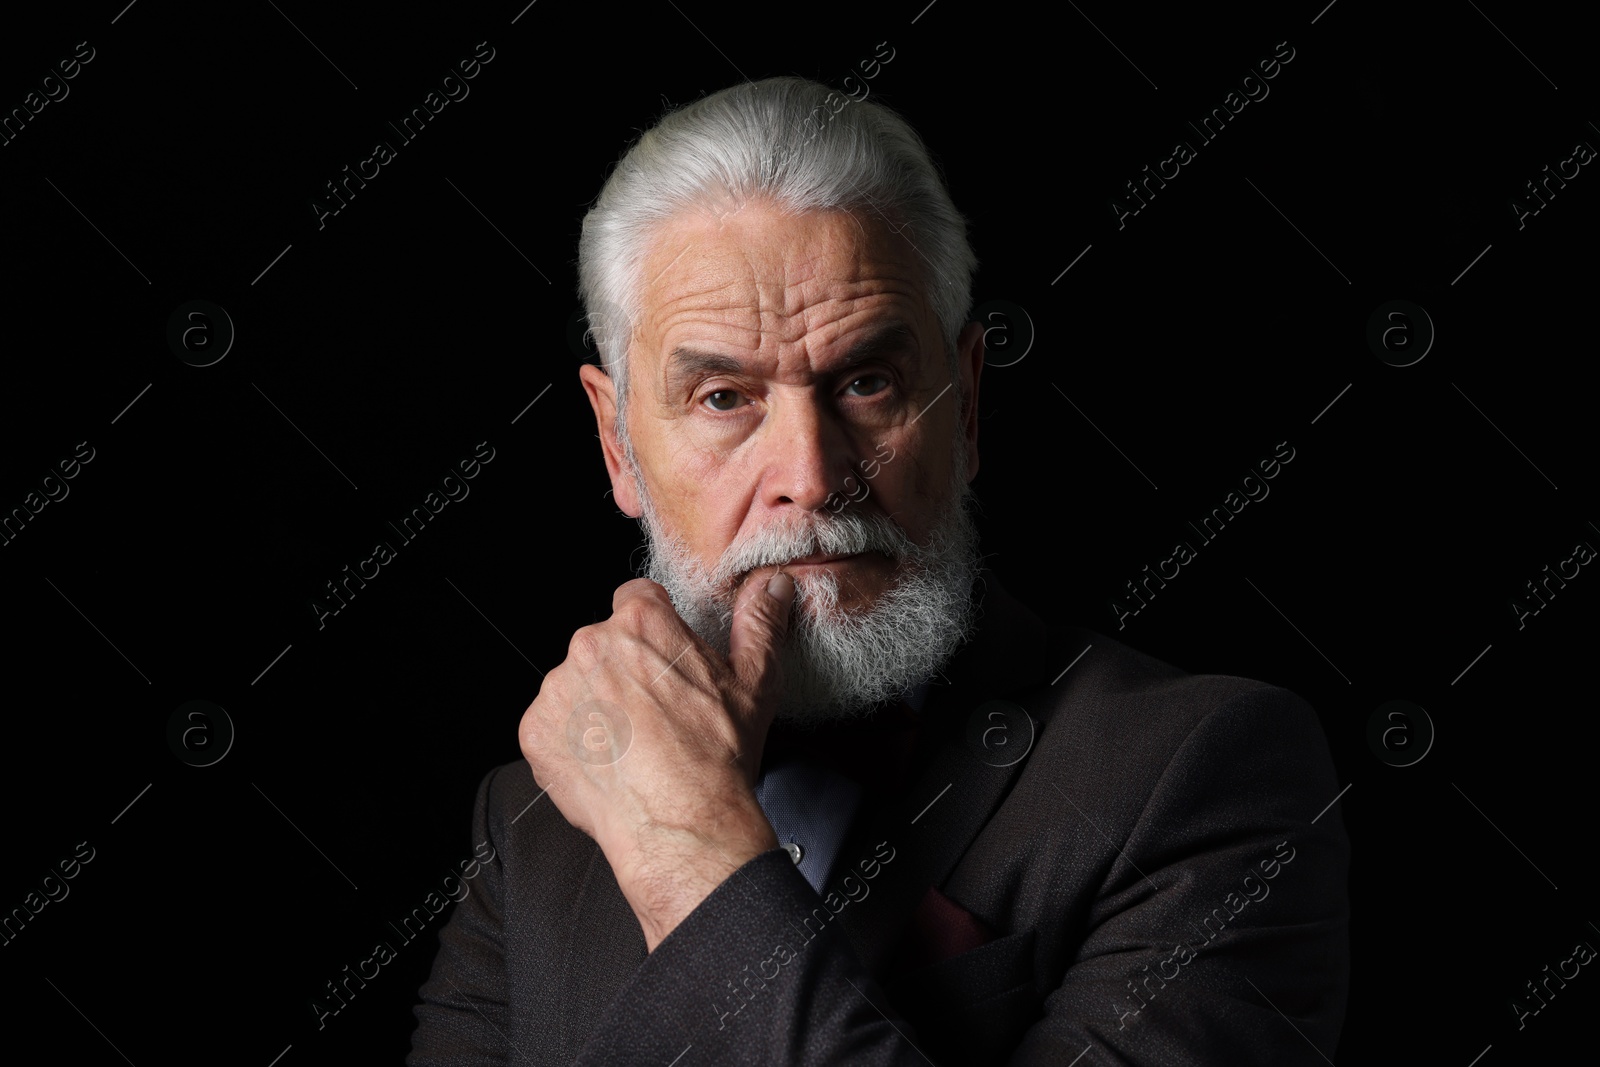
703, 389, 747, 411
846, 375, 890, 397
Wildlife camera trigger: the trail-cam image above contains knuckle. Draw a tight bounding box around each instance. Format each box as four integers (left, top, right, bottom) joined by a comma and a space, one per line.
518, 703, 550, 747
614, 596, 653, 628
568, 625, 603, 661
611, 591, 662, 633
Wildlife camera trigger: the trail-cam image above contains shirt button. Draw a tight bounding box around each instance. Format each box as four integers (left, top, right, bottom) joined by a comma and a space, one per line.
783, 840, 803, 865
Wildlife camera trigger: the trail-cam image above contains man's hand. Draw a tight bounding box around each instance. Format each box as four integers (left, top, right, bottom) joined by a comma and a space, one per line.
519, 569, 796, 951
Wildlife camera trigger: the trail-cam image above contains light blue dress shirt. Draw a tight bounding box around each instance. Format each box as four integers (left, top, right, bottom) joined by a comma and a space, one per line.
753, 682, 929, 893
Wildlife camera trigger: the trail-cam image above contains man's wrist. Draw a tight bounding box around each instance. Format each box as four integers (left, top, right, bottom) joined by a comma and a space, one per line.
609, 808, 779, 951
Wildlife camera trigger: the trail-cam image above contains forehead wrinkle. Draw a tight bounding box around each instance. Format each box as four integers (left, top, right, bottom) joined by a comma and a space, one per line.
642, 208, 936, 401
645, 265, 761, 399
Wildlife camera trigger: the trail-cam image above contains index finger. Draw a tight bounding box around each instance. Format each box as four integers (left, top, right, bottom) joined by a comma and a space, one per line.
611, 577, 673, 614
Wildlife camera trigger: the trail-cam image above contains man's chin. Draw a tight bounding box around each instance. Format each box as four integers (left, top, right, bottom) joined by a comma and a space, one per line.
769, 568, 980, 727
641, 465, 983, 726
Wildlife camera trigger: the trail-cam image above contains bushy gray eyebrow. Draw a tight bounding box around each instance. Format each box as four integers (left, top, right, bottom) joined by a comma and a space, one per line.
664, 322, 917, 398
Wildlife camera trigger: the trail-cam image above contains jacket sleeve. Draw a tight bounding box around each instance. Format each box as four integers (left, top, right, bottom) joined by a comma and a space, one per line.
405, 760, 922, 1066
570, 684, 1350, 1066
1006, 683, 1352, 1065
569, 844, 935, 1065
406, 767, 513, 1066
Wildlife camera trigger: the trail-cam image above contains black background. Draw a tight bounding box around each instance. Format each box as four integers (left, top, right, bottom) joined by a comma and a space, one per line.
1, 1, 1594, 1064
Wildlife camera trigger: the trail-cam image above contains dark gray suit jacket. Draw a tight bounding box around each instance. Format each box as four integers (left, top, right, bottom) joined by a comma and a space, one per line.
407, 571, 1350, 1064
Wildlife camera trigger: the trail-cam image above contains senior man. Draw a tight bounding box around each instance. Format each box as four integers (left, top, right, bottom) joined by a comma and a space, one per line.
408, 76, 1349, 1065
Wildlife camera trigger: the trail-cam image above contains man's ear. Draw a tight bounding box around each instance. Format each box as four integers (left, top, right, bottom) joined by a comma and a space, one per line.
579, 363, 642, 517
956, 320, 983, 482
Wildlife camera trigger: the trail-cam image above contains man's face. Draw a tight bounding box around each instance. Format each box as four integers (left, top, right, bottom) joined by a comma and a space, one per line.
580, 199, 985, 722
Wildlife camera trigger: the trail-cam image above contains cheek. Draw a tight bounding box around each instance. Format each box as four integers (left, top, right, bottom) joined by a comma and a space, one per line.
650, 449, 743, 549
898, 443, 950, 517
666, 432, 728, 486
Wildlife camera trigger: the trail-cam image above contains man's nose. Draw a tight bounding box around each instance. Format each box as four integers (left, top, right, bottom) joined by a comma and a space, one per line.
761, 397, 853, 514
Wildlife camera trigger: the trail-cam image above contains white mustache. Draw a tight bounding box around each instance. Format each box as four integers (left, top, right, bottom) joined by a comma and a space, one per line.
715, 511, 911, 586
633, 428, 982, 723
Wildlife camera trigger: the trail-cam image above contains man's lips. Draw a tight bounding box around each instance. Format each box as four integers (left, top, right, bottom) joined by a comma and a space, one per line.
735, 551, 893, 590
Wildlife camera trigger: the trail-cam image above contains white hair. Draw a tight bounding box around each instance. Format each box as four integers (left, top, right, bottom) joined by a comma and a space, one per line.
576, 75, 980, 453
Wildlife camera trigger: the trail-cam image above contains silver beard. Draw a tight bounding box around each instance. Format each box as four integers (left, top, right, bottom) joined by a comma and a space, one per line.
629, 432, 984, 726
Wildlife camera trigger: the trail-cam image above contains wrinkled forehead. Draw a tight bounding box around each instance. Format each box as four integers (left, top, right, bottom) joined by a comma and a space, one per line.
628, 200, 937, 371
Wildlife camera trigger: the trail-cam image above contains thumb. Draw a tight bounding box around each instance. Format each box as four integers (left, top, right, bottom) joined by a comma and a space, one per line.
727, 569, 795, 692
